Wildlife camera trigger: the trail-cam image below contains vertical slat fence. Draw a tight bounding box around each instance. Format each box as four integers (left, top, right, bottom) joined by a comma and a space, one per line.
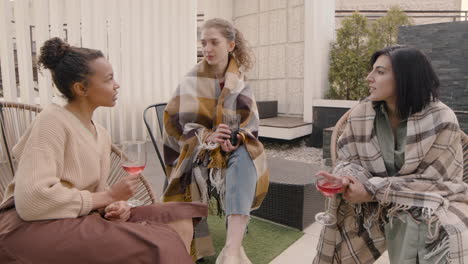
0, 0, 197, 142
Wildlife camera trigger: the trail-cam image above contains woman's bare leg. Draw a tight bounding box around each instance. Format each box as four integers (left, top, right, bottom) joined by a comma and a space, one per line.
224, 214, 249, 255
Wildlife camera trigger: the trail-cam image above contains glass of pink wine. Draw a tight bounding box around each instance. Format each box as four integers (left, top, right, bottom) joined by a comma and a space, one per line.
121, 141, 147, 208
223, 113, 241, 146
315, 158, 343, 225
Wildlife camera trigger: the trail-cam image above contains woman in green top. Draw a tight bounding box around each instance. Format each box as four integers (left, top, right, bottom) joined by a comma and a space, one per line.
314, 46, 468, 264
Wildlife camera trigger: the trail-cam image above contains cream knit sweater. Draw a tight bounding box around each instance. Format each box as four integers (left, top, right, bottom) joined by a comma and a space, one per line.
1, 104, 111, 221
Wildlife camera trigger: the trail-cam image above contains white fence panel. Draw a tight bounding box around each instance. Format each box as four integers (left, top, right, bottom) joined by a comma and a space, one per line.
88, 0, 110, 135
0, 0, 18, 101
65, 0, 81, 46
151, 0, 162, 105
119, 0, 134, 141
14, 0, 35, 105
0, 0, 197, 142
130, 0, 142, 141
159, 0, 170, 101
49, 0, 64, 39
33, 0, 52, 105
108, 0, 123, 142
141, 0, 153, 140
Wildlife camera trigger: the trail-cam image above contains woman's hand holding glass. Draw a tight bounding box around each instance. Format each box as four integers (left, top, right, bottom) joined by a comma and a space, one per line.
341, 175, 373, 203
206, 124, 231, 144
315, 171, 347, 196
206, 124, 242, 153
220, 132, 241, 152
315, 171, 373, 203
119, 141, 146, 208
314, 159, 345, 225
107, 173, 140, 202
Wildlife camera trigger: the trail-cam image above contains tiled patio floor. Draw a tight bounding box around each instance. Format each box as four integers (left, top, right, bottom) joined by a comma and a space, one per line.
269, 221, 390, 263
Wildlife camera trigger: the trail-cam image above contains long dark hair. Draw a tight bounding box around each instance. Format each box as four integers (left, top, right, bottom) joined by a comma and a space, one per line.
38, 37, 104, 101
370, 45, 439, 119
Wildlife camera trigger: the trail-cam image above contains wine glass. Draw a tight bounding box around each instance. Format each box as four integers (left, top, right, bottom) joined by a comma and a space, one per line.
121, 141, 147, 208
222, 113, 241, 146
315, 158, 343, 225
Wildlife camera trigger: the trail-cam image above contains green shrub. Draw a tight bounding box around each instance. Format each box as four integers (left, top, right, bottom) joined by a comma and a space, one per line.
328, 7, 412, 100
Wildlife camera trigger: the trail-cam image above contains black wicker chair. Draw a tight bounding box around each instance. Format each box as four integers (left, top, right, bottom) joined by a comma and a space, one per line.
143, 103, 168, 189
250, 158, 325, 230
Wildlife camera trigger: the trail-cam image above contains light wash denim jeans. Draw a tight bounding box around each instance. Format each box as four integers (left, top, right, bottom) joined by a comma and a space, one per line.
224, 145, 257, 216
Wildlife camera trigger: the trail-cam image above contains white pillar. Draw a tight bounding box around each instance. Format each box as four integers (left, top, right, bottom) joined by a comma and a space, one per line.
303, 0, 335, 122
0, 0, 18, 101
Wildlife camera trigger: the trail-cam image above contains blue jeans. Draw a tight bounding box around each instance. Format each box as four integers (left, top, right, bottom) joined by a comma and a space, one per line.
224, 145, 257, 216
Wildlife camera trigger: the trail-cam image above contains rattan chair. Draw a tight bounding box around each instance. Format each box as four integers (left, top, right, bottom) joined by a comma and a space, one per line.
330, 109, 352, 166
0, 101, 156, 204
330, 108, 468, 184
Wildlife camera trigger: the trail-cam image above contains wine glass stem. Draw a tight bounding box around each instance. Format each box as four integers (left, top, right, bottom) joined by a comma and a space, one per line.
325, 197, 333, 213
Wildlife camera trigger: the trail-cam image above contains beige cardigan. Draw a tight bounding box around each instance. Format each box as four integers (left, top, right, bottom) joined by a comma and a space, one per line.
1, 104, 112, 221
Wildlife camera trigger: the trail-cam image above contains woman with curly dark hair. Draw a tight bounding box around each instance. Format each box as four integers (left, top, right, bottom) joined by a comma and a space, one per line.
0, 37, 207, 264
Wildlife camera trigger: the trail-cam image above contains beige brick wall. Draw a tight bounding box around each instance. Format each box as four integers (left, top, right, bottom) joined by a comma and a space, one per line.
234, 0, 304, 116
216, 0, 465, 117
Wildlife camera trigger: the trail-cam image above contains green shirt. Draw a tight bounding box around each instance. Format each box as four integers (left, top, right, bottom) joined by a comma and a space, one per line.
375, 103, 435, 262
374, 102, 407, 176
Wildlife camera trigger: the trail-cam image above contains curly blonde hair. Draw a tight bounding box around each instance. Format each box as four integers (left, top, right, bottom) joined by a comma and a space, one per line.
202, 18, 255, 72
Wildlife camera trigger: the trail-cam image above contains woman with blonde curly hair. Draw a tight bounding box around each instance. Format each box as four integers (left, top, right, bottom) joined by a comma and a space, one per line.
162, 18, 269, 263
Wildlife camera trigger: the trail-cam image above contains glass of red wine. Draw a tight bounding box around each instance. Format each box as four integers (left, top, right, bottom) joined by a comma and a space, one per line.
315, 158, 343, 225
223, 113, 241, 146
121, 141, 147, 208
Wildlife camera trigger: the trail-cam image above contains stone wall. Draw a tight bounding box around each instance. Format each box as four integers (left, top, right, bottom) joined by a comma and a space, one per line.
233, 0, 304, 116
398, 21, 468, 132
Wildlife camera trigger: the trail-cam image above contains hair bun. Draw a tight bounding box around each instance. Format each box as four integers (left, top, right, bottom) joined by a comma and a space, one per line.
38, 37, 71, 70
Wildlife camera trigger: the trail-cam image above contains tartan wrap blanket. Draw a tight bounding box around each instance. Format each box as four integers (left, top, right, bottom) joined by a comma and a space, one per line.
161, 58, 269, 257
314, 99, 468, 264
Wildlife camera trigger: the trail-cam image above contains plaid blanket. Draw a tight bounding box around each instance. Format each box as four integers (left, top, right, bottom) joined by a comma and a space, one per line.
314, 99, 468, 264
162, 58, 269, 258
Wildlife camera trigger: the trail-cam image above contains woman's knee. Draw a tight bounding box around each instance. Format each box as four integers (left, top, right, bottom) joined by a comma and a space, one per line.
168, 219, 193, 236
227, 146, 255, 176
232, 145, 249, 159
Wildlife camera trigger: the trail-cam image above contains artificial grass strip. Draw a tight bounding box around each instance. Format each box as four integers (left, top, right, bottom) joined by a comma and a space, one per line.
201, 214, 304, 264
